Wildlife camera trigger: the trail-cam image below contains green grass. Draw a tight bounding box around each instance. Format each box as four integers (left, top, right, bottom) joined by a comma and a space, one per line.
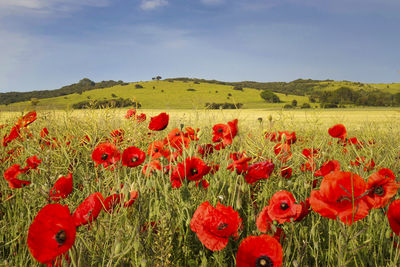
2, 109, 400, 266
0, 81, 312, 110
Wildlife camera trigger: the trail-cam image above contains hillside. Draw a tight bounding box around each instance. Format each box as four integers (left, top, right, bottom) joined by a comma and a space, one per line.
1, 78, 400, 111
0, 80, 311, 110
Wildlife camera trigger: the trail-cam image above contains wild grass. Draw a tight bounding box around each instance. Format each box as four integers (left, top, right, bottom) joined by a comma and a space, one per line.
1, 108, 400, 266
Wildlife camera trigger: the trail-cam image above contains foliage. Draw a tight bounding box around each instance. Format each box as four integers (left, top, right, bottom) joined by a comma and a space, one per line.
260, 90, 281, 103
205, 102, 243, 109
72, 98, 141, 109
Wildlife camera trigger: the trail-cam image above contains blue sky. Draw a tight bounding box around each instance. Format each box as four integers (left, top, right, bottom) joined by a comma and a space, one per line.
0, 0, 399, 92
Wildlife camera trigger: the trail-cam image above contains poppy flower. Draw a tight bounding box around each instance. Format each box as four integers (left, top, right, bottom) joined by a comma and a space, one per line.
136, 113, 147, 122
103, 193, 124, 213
212, 119, 238, 145
244, 160, 275, 184
148, 140, 170, 159
122, 146, 146, 167
7, 177, 31, 189
3, 164, 30, 189
236, 235, 283, 267
351, 157, 375, 171
170, 164, 185, 188
388, 199, 400, 236
110, 129, 124, 144
195, 179, 210, 190
256, 206, 273, 233
49, 173, 73, 202
165, 128, 190, 150
274, 143, 292, 163
125, 109, 136, 119
26, 155, 42, 170
295, 198, 311, 222
2, 125, 21, 147
148, 112, 169, 131
27, 204, 76, 264
302, 148, 319, 159
300, 159, 316, 172
265, 132, 277, 142
366, 169, 398, 208
41, 128, 49, 138
91, 143, 121, 168
227, 152, 252, 174
310, 171, 371, 225
124, 190, 139, 208
72, 192, 104, 227
278, 131, 296, 145
17, 111, 37, 127
184, 127, 199, 141
183, 157, 210, 182
280, 167, 292, 179
190, 201, 242, 251
314, 160, 340, 177
267, 191, 302, 224
142, 160, 162, 176
197, 144, 214, 157
328, 124, 347, 139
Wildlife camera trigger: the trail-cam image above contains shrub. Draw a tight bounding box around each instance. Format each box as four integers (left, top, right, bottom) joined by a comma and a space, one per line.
301, 103, 311, 109
187, 88, 196, 92
233, 86, 243, 91
72, 98, 141, 109
228, 93, 232, 96
260, 90, 281, 103
111, 93, 117, 98
135, 84, 144, 89
283, 104, 293, 109
205, 102, 243, 109
194, 81, 200, 84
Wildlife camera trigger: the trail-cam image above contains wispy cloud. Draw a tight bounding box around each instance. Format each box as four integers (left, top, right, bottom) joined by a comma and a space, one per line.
140, 0, 168, 10
0, 0, 110, 15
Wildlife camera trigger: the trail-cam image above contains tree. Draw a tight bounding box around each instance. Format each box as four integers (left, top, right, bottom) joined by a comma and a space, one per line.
260, 90, 280, 103
31, 98, 39, 106
156, 76, 162, 81
292, 100, 298, 107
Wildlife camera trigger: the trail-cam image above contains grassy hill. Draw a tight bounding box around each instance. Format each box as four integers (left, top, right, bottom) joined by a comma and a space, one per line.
1, 78, 399, 111
0, 80, 311, 110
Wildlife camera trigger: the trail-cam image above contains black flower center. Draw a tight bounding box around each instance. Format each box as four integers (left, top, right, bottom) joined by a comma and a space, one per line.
217, 128, 223, 133
256, 255, 273, 267
131, 156, 138, 162
191, 168, 198, 175
217, 223, 228, 230
154, 148, 159, 152
374, 186, 385, 196
55, 230, 66, 246
175, 132, 180, 136
101, 153, 108, 160
280, 202, 289, 210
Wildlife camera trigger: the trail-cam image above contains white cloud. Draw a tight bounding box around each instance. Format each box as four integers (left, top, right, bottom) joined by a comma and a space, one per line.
0, 0, 110, 15
140, 0, 168, 10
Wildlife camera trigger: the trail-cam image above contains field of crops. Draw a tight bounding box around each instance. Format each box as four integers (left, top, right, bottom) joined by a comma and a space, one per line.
1, 108, 400, 266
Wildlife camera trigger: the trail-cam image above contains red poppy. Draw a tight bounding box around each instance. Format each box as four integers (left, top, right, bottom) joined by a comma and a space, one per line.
351, 157, 375, 171
267, 191, 302, 224
310, 171, 371, 225
184, 127, 199, 141
17, 111, 37, 127
183, 157, 210, 181
170, 163, 185, 188
265, 132, 277, 142
328, 124, 347, 139
125, 109, 136, 119
2, 125, 21, 147
274, 143, 292, 163
256, 206, 273, 233
190, 201, 242, 251
91, 143, 121, 168
388, 199, 400, 236
122, 146, 146, 167
49, 173, 73, 202
227, 152, 252, 174
195, 179, 210, 189
212, 119, 238, 145
3, 164, 31, 189
41, 127, 49, 138
110, 129, 124, 144
236, 235, 283, 267
295, 198, 311, 222
142, 160, 162, 176
72, 192, 104, 227
124, 191, 139, 208
165, 128, 190, 150
314, 160, 340, 177
366, 169, 398, 208
26, 155, 42, 170
148, 140, 170, 159
103, 193, 124, 213
136, 113, 147, 122
27, 204, 76, 264
280, 166, 292, 179
278, 131, 296, 145
302, 148, 319, 159
148, 112, 169, 131
7, 177, 31, 189
300, 159, 316, 172
244, 160, 275, 184
197, 144, 214, 157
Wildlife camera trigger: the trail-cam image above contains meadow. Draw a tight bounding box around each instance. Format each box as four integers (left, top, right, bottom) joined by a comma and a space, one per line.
1, 108, 400, 266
